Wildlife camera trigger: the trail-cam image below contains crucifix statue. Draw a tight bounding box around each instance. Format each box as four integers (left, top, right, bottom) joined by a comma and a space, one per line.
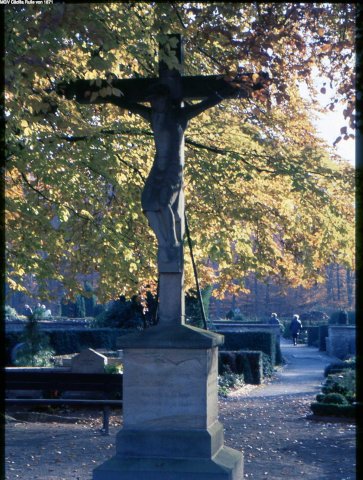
58, 34, 268, 329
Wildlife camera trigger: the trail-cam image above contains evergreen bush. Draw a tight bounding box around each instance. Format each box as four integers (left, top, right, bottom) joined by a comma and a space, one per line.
75, 295, 86, 318
93, 295, 146, 329
14, 314, 55, 366
185, 290, 204, 328
83, 281, 97, 316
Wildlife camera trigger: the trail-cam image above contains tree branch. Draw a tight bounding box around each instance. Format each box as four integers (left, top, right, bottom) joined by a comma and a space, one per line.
115, 153, 146, 182
20, 172, 92, 222
185, 138, 275, 173
39, 127, 340, 180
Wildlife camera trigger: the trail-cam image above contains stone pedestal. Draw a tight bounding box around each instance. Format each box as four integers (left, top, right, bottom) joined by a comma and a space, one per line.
93, 325, 243, 479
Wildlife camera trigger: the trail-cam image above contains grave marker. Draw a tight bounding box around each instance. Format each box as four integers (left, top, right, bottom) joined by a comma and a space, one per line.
71, 348, 108, 374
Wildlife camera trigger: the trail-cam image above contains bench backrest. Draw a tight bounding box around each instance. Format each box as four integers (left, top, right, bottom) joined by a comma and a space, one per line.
5, 371, 123, 395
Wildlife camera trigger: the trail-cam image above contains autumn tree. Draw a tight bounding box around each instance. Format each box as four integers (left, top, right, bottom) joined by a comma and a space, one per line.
4, 3, 355, 303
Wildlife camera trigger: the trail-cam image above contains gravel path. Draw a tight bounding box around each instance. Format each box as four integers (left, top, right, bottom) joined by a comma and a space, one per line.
4, 340, 356, 480
219, 339, 356, 480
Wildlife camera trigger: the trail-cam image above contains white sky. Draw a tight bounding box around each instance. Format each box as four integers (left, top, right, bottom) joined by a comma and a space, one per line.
299, 74, 355, 167
314, 107, 355, 166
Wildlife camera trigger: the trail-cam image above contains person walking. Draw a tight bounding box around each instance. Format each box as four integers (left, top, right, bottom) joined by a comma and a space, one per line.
269, 312, 283, 336
269, 312, 281, 327
24, 304, 33, 318
289, 314, 302, 346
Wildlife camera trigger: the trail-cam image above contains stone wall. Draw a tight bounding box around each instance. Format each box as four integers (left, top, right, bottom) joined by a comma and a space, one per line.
326, 326, 356, 359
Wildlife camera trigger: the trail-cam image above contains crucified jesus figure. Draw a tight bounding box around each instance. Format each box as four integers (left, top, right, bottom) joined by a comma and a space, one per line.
111, 81, 237, 272
56, 33, 269, 327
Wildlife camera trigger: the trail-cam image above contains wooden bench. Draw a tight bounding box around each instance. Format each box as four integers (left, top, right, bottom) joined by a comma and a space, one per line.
5, 369, 123, 435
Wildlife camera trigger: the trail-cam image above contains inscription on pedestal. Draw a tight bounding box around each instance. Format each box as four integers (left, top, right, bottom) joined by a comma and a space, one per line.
123, 348, 219, 430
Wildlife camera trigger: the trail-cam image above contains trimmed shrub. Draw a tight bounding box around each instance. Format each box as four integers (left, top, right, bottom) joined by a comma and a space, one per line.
275, 341, 283, 365
329, 310, 349, 325
241, 351, 263, 384
299, 311, 329, 324
261, 352, 274, 378
238, 355, 253, 383
322, 370, 356, 398
220, 331, 277, 366
320, 393, 349, 405
307, 326, 320, 347
231, 313, 249, 322
311, 360, 356, 418
47, 328, 131, 354
6, 328, 132, 361
310, 402, 356, 418
347, 311, 355, 325
316, 394, 325, 403
219, 352, 237, 374
218, 350, 263, 384
324, 361, 356, 377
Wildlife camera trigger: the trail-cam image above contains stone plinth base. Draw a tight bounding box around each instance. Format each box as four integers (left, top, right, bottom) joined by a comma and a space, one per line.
93, 446, 243, 480
93, 325, 243, 479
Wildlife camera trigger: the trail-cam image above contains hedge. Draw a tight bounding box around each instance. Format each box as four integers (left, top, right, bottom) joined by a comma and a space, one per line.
317, 393, 349, 405
218, 350, 263, 384
324, 361, 356, 377
6, 329, 133, 364
307, 324, 332, 350
220, 331, 277, 366
310, 402, 356, 418
307, 326, 320, 347
319, 325, 329, 351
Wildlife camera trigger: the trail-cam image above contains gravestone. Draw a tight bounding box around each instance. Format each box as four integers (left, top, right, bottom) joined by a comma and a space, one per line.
10, 342, 26, 364
71, 348, 108, 373
58, 33, 269, 480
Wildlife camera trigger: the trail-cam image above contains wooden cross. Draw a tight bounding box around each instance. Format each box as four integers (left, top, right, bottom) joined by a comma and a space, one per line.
57, 34, 268, 329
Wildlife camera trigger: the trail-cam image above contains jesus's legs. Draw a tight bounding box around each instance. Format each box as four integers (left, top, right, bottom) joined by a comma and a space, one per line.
145, 206, 183, 272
